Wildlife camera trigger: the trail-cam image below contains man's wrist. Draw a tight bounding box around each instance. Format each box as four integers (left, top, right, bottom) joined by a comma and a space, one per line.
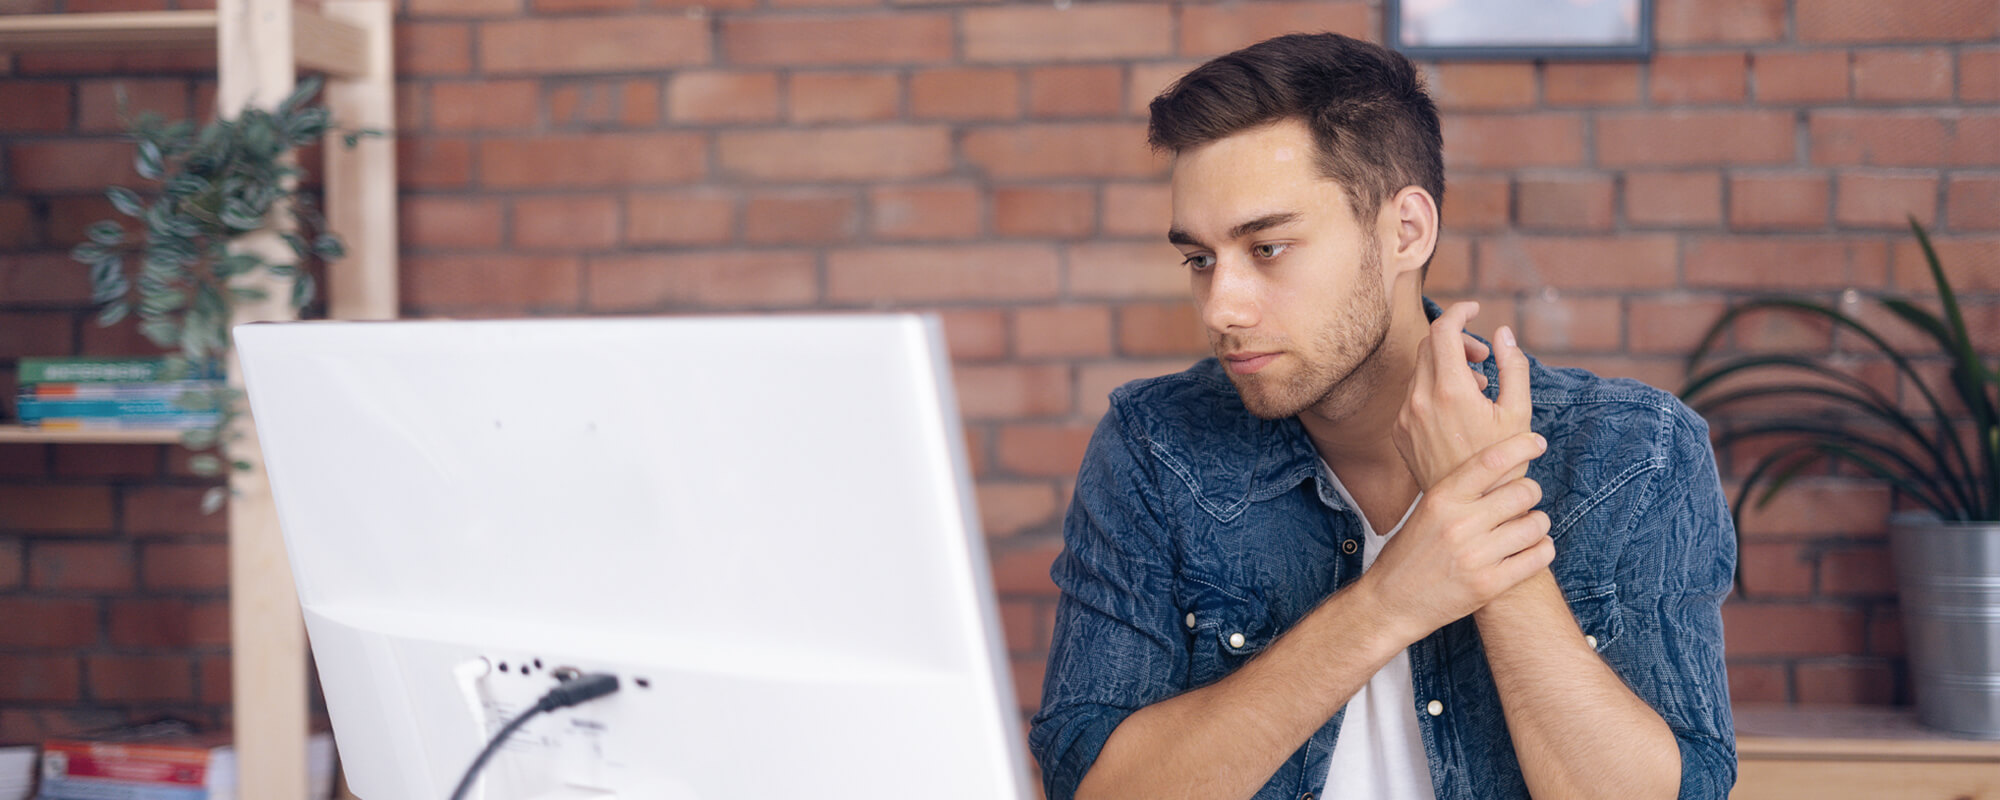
1341, 573, 1429, 659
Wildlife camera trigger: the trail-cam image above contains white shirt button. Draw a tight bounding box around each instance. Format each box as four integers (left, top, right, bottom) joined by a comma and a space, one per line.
1585, 634, 1599, 649
1185, 613, 1197, 629
1426, 699, 1444, 717
1228, 632, 1246, 648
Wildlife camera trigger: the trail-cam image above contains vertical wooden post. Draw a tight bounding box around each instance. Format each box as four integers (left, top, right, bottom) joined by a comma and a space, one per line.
322, 0, 397, 321
218, 0, 309, 796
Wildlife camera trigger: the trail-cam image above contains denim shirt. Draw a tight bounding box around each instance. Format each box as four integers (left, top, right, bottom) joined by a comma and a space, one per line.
1028, 314, 1738, 800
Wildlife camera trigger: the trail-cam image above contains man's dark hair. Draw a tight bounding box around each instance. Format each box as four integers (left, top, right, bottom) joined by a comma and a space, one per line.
1148, 33, 1444, 229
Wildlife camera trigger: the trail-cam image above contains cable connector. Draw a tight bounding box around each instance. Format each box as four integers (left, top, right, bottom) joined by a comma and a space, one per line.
537, 672, 619, 713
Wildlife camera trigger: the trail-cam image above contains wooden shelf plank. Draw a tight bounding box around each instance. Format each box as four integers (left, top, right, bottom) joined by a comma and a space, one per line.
0, 424, 183, 445
1736, 703, 2000, 762
0, 10, 368, 77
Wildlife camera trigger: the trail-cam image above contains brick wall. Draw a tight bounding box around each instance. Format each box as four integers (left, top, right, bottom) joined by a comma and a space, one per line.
2, 0, 1998, 746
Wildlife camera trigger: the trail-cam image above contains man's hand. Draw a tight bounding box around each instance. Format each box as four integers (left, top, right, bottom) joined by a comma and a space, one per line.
1394, 301, 1533, 492
1359, 431, 1554, 644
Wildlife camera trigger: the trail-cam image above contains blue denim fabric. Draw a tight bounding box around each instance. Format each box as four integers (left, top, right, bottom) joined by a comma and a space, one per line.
1029, 304, 1737, 800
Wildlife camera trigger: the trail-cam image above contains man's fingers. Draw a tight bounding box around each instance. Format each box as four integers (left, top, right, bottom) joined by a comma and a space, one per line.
1428, 302, 1480, 382
1495, 324, 1531, 415
1445, 431, 1546, 499
1480, 510, 1552, 565
1461, 331, 1490, 365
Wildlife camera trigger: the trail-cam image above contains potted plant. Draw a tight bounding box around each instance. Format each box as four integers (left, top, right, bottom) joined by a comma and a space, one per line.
69, 78, 354, 511
1683, 219, 1998, 738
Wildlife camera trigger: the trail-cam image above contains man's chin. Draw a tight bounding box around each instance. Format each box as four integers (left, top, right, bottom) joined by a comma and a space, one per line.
1228, 375, 1310, 421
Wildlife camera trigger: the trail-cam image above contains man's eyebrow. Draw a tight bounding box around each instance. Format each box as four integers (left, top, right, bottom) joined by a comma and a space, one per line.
1166, 212, 1302, 248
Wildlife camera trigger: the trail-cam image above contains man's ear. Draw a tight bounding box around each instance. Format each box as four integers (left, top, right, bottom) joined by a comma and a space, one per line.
1383, 186, 1439, 280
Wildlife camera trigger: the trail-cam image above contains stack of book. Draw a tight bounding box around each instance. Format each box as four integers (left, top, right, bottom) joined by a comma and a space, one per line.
37, 725, 335, 800
13, 358, 224, 432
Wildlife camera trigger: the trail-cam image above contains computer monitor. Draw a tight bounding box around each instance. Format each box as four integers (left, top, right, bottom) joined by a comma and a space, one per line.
235, 314, 1033, 800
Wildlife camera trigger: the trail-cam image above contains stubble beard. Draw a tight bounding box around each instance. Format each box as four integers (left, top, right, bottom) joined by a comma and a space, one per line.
1221, 240, 1391, 422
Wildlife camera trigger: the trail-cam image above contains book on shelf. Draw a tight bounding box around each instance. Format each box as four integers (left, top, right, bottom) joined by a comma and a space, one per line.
37, 723, 335, 800
16, 399, 216, 420
11, 358, 225, 431
17, 358, 219, 386
20, 381, 224, 401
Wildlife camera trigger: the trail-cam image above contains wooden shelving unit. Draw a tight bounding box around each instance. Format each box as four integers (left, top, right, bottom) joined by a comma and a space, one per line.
1734, 704, 2000, 799
0, 4, 398, 798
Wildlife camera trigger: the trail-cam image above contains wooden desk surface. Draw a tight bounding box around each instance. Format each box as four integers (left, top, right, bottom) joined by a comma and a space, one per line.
1732, 704, 2000, 800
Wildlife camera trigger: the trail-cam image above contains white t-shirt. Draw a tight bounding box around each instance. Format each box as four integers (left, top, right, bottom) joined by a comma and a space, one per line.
1319, 466, 1436, 800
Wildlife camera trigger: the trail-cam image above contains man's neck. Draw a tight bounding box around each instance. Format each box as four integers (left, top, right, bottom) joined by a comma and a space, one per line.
1297, 286, 1433, 526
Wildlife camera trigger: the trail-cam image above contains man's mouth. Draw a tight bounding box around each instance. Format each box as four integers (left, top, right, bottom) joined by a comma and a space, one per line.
1222, 351, 1280, 375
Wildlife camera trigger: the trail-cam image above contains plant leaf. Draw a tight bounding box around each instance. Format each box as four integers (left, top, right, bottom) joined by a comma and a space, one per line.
290, 272, 316, 309
106, 186, 143, 216
136, 139, 165, 181
95, 302, 130, 327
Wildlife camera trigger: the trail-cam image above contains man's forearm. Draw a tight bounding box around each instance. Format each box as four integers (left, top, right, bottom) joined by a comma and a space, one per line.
1475, 570, 1680, 800
1076, 579, 1410, 800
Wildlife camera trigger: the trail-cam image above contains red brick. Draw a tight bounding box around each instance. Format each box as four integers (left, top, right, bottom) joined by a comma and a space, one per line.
1027, 65, 1123, 118
1753, 50, 1850, 104
1421, 63, 1536, 111
512, 195, 620, 250
395, 22, 473, 76
1726, 662, 1789, 703
979, 483, 1059, 539
1853, 48, 1954, 103
789, 72, 901, 123
0, 598, 97, 647
585, 252, 818, 310
1628, 294, 1727, 354
121, 486, 225, 536
1688, 238, 1888, 290
828, 245, 1060, 303
742, 190, 859, 244
999, 598, 1046, 651
996, 423, 1093, 479
1427, 235, 1473, 293
1014, 305, 1112, 359
0, 485, 113, 533
0, 311, 71, 359
1067, 241, 1186, 299
723, 14, 952, 66
1798, 0, 2000, 43
1625, 171, 1722, 227
964, 123, 1161, 179
1, 709, 130, 744
988, 538, 1062, 595
910, 68, 1020, 121
1836, 171, 1939, 229
940, 308, 1011, 361
1819, 545, 1896, 596
1443, 174, 1508, 232
549, 79, 661, 128
627, 190, 735, 246
0, 82, 71, 132
481, 17, 709, 74
430, 81, 537, 131
1950, 115, 2000, 166
1649, 52, 1748, 105
1723, 603, 1867, 656
1479, 236, 1678, 291
481, 133, 706, 187
28, 541, 133, 591
1117, 301, 1205, 357
1870, 610, 1903, 657
530, 0, 635, 12
1516, 176, 1614, 231
1012, 655, 1046, 713
1809, 111, 1952, 167
994, 185, 1096, 238
140, 542, 226, 590
402, 255, 583, 311
0, 444, 48, 481
1730, 172, 1831, 230
1103, 182, 1170, 237
718, 126, 952, 181
77, 79, 190, 133
964, 4, 1171, 63
1518, 294, 1621, 353
1734, 477, 1891, 538
1948, 176, 2000, 231
870, 184, 981, 241
0, 253, 93, 305
199, 654, 229, 705
1597, 111, 1794, 167
408, 0, 516, 17
1737, 542, 1815, 598
1543, 62, 1640, 106
7, 140, 135, 192
1439, 114, 1586, 169
1657, 0, 1786, 43
1178, 1, 1371, 56
1795, 661, 1896, 705
1128, 61, 1199, 116
956, 364, 1071, 419
0, 656, 82, 702
0, 198, 33, 248
0, 539, 20, 589
88, 655, 193, 702
109, 598, 229, 648
16, 49, 214, 76
397, 136, 478, 191
666, 72, 780, 124
400, 196, 504, 250
1964, 50, 2000, 103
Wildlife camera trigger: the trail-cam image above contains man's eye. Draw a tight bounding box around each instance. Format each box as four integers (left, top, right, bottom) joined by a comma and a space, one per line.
1252, 243, 1289, 259
1182, 254, 1215, 271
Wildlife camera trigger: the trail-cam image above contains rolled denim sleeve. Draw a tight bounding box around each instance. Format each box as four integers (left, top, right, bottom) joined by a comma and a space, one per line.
1608, 407, 1739, 799
1028, 401, 1187, 800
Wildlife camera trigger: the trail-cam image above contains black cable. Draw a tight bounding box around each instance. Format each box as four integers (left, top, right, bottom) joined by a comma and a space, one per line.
448, 672, 620, 800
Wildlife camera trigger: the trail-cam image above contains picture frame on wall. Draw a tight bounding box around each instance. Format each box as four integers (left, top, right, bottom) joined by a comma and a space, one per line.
1385, 0, 1654, 60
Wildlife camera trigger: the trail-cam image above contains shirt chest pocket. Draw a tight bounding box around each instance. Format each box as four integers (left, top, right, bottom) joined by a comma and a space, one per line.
1564, 584, 1624, 654
1181, 581, 1277, 688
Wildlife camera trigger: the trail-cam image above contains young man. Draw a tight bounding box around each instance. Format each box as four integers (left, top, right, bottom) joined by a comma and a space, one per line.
1029, 33, 1735, 800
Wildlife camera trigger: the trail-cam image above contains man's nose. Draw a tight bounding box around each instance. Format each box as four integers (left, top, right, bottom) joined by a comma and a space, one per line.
1201, 259, 1261, 334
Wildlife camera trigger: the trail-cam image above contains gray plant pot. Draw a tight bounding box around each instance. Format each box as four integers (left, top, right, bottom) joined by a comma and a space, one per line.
1890, 512, 2000, 738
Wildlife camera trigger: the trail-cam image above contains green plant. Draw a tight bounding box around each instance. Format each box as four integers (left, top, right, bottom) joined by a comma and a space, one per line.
70, 78, 356, 505
1683, 219, 1999, 535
